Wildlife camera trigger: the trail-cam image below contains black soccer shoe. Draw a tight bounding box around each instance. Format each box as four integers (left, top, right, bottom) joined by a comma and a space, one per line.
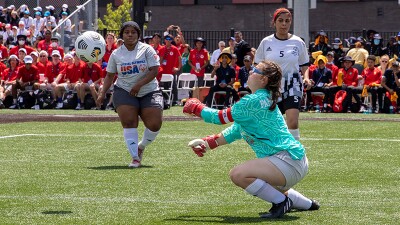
309, 199, 320, 210
260, 196, 293, 219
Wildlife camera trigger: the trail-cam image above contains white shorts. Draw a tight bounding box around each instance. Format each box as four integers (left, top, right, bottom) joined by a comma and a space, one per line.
268, 151, 308, 191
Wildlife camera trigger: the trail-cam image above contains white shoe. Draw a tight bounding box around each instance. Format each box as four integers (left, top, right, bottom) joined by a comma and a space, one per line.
128, 146, 145, 168
9, 104, 18, 109
55, 102, 63, 109
75, 103, 81, 110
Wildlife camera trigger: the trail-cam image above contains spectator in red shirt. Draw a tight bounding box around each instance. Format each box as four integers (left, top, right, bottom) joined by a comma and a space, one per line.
159, 34, 181, 105
36, 50, 49, 74
0, 58, 13, 108
47, 35, 64, 59
1, 55, 19, 100
54, 52, 86, 109
360, 55, 383, 112
103, 32, 117, 63
0, 35, 9, 61
188, 37, 209, 86
76, 62, 102, 110
152, 33, 164, 82
9, 55, 39, 109
9, 34, 34, 56
37, 30, 52, 53
44, 50, 65, 99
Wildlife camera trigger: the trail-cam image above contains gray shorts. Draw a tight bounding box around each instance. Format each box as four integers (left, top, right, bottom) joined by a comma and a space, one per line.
113, 85, 163, 110
268, 151, 308, 191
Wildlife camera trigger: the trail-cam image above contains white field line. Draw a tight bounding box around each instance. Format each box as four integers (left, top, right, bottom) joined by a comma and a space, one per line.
1, 134, 399, 142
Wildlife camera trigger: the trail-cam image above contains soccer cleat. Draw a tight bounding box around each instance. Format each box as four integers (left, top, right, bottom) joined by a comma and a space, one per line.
128, 158, 141, 168
308, 199, 320, 211
260, 196, 292, 219
55, 102, 63, 109
75, 103, 82, 110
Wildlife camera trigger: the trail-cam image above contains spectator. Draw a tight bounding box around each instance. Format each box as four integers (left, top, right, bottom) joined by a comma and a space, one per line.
331, 38, 345, 68
9, 11, 19, 27
360, 55, 383, 113
47, 36, 64, 59
45, 50, 65, 99
9, 55, 39, 109
17, 48, 27, 64
224, 37, 235, 54
57, 12, 72, 47
103, 33, 117, 63
237, 55, 253, 94
9, 34, 34, 56
181, 44, 191, 73
19, 10, 33, 30
55, 53, 86, 109
116, 38, 123, 48
33, 6, 43, 17
366, 33, 388, 65
58, 4, 71, 19
386, 36, 398, 58
335, 56, 361, 112
30, 51, 39, 66
309, 31, 331, 56
381, 61, 400, 113
2, 24, 13, 43
42, 11, 56, 31
0, 35, 9, 60
306, 55, 332, 111
210, 41, 225, 66
0, 55, 19, 106
76, 62, 102, 110
188, 37, 209, 87
0, 7, 7, 24
37, 30, 52, 53
33, 12, 44, 37
16, 5, 29, 19
204, 48, 238, 107
45, 5, 57, 21
16, 20, 27, 36
159, 34, 181, 105
234, 31, 253, 67
378, 54, 390, 72
346, 41, 369, 74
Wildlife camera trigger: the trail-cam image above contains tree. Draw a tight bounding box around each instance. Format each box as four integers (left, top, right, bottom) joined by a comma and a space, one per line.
98, 0, 132, 30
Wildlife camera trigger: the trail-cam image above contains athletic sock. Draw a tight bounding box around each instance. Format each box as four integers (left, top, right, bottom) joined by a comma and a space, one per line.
287, 188, 312, 210
289, 129, 300, 140
138, 128, 159, 149
245, 178, 286, 204
123, 128, 139, 159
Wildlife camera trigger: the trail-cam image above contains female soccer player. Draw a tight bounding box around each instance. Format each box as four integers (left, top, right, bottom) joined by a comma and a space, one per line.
254, 8, 311, 141
96, 21, 162, 168
183, 60, 318, 218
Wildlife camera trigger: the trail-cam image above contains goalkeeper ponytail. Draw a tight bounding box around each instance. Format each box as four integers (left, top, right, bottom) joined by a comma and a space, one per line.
258, 60, 282, 111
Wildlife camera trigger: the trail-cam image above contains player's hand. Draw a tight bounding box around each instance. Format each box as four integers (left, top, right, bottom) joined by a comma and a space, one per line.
188, 134, 220, 157
188, 139, 208, 157
183, 98, 204, 117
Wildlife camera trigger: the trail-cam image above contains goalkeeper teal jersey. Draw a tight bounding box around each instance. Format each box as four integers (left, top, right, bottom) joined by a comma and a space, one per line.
201, 89, 305, 160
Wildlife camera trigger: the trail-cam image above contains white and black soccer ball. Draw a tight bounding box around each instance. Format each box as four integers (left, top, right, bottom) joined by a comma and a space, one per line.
74, 31, 106, 63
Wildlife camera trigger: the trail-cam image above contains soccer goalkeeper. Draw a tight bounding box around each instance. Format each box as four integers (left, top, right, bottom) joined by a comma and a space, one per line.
183, 60, 319, 218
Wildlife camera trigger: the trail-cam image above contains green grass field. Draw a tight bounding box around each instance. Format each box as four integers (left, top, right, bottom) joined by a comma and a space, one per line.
0, 108, 399, 224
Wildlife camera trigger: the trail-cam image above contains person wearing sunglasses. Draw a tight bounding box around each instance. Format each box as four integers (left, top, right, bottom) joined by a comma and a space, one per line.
183, 60, 318, 219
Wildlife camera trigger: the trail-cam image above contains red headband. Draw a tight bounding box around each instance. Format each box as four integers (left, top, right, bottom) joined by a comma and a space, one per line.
273, 8, 291, 22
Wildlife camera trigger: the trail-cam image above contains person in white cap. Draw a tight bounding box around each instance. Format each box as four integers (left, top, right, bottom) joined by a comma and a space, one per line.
17, 20, 27, 36
59, 4, 71, 18
33, 6, 43, 17
2, 24, 13, 45
33, 11, 44, 36
17, 47, 27, 63
9, 55, 39, 109
45, 50, 65, 100
19, 10, 33, 30
16, 5, 29, 18
45, 5, 57, 20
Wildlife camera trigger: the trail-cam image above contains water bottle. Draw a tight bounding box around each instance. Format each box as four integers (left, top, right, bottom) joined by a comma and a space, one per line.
315, 104, 320, 113
389, 105, 394, 114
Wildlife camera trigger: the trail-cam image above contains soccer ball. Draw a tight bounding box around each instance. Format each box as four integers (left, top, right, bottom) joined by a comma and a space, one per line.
74, 31, 106, 63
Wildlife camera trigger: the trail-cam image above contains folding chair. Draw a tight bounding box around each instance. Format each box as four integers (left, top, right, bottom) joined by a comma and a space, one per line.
203, 73, 216, 87
160, 74, 174, 106
210, 91, 233, 109
177, 73, 198, 100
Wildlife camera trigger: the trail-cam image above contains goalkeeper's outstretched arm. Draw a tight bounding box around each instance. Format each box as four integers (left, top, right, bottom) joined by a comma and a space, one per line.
183, 98, 234, 125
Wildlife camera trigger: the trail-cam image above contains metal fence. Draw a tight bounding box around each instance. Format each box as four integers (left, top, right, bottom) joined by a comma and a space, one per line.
98, 29, 399, 51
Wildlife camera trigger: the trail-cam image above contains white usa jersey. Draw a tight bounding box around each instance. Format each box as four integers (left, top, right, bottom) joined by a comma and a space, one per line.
107, 42, 160, 97
254, 34, 308, 79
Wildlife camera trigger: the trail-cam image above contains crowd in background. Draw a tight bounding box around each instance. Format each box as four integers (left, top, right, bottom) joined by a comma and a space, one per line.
0, 3, 399, 113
